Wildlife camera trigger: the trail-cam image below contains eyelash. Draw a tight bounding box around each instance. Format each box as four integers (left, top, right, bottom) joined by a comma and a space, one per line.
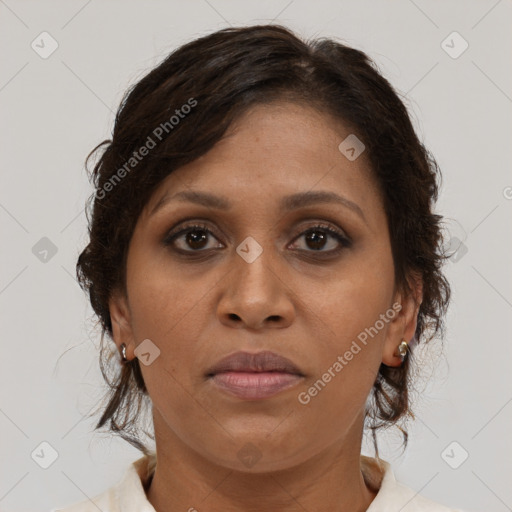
163, 221, 352, 258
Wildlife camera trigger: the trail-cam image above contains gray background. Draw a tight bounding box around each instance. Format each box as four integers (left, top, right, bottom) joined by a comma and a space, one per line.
1, 1, 511, 511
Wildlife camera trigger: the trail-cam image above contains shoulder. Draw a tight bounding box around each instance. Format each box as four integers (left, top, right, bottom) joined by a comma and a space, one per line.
384, 479, 467, 511
361, 455, 467, 512
51, 454, 156, 512
50, 486, 116, 512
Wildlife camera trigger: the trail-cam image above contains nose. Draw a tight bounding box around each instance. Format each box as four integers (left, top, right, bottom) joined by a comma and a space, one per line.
216, 242, 295, 331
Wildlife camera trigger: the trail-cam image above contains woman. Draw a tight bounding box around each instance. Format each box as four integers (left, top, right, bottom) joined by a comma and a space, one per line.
55, 24, 465, 512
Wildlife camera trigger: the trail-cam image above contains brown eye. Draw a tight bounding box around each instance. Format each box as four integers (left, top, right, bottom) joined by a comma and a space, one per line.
304, 229, 330, 250
163, 221, 351, 259
164, 223, 223, 252
291, 225, 351, 253
183, 229, 209, 250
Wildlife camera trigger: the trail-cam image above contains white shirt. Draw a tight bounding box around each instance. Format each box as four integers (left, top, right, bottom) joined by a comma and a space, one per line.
52, 454, 466, 512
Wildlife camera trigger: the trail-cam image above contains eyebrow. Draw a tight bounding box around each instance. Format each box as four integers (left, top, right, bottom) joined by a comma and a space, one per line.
149, 189, 367, 223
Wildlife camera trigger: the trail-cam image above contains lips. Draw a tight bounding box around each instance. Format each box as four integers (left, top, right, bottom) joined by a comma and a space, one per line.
206, 351, 305, 400
206, 350, 304, 377
210, 372, 303, 400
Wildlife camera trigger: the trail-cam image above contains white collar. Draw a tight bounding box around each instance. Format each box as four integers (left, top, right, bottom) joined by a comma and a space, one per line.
59, 453, 463, 512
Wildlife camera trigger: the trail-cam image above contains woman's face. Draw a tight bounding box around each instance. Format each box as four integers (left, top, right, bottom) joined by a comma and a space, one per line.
109, 101, 421, 472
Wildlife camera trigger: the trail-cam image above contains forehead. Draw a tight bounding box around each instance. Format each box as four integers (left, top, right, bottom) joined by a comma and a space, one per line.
143, 101, 382, 221
195, 101, 372, 177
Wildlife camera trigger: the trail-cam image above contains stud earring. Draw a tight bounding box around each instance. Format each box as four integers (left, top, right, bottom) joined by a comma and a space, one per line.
396, 339, 409, 361
120, 343, 128, 363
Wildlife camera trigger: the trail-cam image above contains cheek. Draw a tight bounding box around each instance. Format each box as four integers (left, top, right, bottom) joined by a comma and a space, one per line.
126, 271, 208, 415
295, 281, 389, 440
300, 247, 394, 388
312, 257, 394, 346
124, 255, 204, 370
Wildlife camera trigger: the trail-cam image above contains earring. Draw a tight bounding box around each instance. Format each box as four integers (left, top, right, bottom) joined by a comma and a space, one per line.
396, 339, 409, 360
120, 343, 128, 363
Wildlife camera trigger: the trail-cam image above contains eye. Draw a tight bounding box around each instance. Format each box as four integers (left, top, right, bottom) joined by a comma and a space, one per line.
289, 223, 352, 254
163, 223, 223, 252
163, 221, 351, 256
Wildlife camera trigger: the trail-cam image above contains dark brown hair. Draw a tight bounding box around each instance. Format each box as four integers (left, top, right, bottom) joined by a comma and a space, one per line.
76, 24, 451, 461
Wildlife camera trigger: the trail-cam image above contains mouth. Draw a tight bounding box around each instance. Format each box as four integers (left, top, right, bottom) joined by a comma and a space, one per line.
206, 350, 305, 400
209, 371, 304, 400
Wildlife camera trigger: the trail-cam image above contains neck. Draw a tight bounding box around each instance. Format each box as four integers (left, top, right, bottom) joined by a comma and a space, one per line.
145, 416, 378, 512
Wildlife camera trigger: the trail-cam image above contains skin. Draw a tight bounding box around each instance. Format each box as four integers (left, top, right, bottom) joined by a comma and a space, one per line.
109, 101, 423, 512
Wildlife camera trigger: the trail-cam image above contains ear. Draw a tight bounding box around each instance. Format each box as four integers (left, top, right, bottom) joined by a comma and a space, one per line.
109, 288, 136, 362
382, 272, 423, 367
